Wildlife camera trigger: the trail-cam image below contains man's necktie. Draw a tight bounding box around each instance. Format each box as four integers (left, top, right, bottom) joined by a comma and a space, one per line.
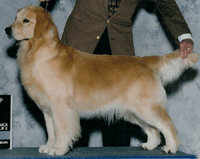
108, 0, 121, 18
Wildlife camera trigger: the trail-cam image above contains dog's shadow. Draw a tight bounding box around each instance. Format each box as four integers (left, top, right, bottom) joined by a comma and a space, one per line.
165, 68, 198, 95
6, 41, 19, 59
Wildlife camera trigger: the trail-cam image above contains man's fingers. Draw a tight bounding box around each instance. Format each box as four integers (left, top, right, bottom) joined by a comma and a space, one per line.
180, 41, 193, 59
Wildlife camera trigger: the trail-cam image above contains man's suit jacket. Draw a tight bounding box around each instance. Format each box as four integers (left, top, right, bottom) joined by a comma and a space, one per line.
61, 0, 191, 56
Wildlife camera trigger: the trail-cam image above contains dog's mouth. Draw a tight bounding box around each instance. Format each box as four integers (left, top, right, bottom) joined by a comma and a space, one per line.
5, 27, 30, 41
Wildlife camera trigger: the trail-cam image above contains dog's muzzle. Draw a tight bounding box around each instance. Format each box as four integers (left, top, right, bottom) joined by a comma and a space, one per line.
5, 27, 12, 39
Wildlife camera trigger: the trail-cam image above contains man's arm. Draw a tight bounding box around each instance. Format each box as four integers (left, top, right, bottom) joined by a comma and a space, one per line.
155, 0, 194, 58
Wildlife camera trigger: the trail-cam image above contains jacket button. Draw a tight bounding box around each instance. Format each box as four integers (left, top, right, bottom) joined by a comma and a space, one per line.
96, 36, 100, 40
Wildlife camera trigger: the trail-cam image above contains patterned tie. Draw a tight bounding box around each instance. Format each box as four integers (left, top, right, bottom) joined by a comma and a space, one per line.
108, 0, 121, 18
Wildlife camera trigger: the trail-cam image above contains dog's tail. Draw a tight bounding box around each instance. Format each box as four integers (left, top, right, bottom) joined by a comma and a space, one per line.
146, 50, 199, 85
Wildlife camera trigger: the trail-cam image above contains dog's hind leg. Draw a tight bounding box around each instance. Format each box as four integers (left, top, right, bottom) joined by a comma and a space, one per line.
126, 76, 179, 153
39, 112, 55, 154
152, 106, 180, 154
47, 97, 81, 156
124, 113, 161, 150
132, 105, 179, 154
141, 124, 161, 150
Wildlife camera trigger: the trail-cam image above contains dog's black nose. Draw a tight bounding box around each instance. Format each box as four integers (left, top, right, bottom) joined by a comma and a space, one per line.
5, 27, 12, 36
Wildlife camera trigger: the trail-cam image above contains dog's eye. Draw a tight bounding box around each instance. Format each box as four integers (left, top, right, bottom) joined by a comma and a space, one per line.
23, 19, 30, 23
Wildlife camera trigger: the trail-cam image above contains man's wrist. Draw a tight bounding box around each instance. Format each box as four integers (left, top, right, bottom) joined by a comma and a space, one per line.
178, 33, 194, 43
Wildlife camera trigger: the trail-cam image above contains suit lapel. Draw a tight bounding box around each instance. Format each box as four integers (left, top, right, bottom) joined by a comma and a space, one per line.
102, 0, 109, 19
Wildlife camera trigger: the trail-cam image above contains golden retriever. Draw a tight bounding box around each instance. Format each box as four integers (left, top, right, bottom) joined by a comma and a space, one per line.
5, 6, 199, 156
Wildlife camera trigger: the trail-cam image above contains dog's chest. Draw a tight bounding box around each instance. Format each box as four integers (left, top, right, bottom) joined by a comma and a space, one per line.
21, 71, 49, 110
19, 60, 52, 113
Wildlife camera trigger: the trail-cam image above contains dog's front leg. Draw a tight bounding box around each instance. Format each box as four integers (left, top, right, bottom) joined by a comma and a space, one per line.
39, 112, 55, 154
47, 99, 81, 156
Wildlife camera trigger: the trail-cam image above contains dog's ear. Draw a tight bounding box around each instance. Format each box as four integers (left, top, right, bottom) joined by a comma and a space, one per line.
34, 9, 54, 38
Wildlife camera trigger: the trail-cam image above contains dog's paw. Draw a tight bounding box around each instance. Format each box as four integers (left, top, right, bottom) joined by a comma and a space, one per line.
39, 145, 51, 154
141, 142, 157, 151
47, 147, 69, 156
161, 145, 177, 154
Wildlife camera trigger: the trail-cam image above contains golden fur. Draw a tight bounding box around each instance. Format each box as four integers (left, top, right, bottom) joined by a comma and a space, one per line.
5, 6, 199, 156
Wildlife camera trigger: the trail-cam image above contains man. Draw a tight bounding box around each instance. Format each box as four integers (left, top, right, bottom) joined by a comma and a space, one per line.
40, 0, 193, 58
40, 0, 194, 146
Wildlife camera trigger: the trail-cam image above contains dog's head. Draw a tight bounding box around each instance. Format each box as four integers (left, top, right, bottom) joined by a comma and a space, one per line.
5, 6, 54, 41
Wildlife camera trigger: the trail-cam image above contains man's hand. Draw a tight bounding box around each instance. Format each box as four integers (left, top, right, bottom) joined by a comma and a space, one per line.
180, 39, 194, 59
